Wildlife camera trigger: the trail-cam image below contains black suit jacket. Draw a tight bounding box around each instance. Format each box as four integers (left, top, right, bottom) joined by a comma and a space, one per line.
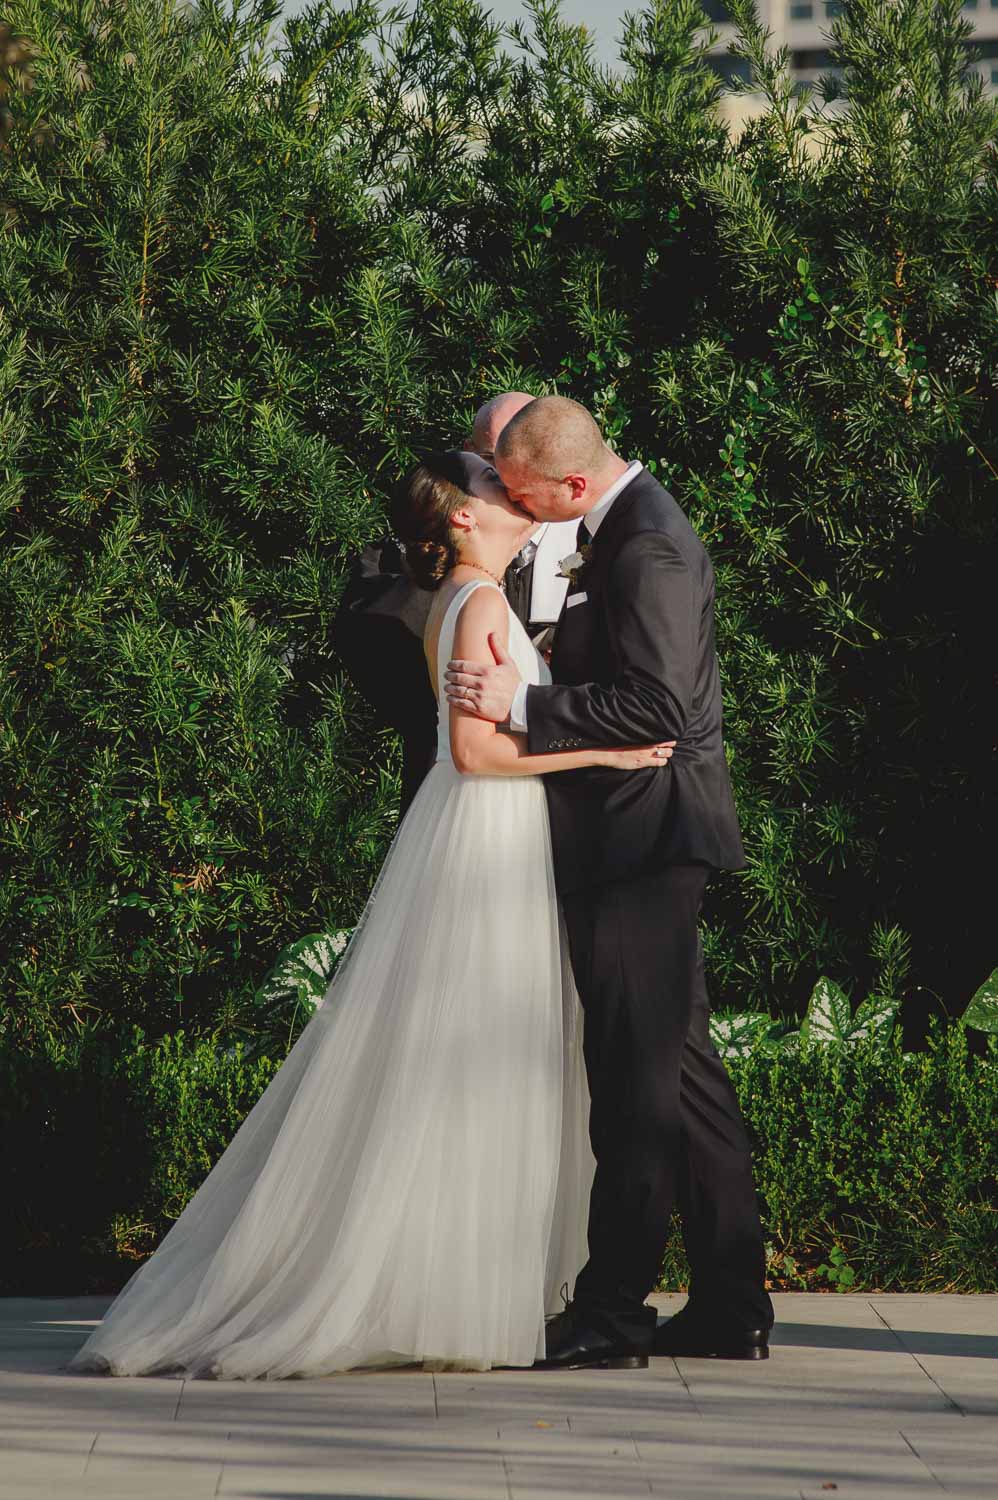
525, 468, 745, 893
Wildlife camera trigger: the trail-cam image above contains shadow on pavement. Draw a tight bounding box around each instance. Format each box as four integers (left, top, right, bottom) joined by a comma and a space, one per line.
771, 1321, 998, 1359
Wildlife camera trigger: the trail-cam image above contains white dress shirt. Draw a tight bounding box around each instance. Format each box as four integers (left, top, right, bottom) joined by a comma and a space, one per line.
508, 461, 643, 734
527, 518, 578, 623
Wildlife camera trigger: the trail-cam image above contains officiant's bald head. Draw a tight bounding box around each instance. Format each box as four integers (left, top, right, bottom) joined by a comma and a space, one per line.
465, 392, 534, 462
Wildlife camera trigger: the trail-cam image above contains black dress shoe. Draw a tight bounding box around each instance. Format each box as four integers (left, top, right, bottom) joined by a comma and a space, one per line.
653, 1307, 771, 1361
534, 1303, 651, 1371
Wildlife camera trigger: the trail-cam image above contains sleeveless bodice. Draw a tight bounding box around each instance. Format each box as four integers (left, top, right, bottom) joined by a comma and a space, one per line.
434, 580, 551, 765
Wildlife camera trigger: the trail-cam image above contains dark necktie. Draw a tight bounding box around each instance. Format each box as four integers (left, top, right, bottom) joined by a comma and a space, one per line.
576, 516, 589, 553
504, 547, 535, 629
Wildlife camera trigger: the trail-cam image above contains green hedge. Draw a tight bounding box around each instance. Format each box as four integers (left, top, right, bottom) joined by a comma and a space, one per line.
3, 1023, 994, 1295
0, 1029, 279, 1293
2, 0, 997, 1047
668, 1022, 998, 1294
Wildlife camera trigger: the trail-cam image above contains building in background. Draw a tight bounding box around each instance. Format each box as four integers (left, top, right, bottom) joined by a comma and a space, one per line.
703, 0, 998, 129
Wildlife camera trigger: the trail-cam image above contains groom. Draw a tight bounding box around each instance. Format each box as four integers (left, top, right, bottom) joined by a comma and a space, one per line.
445, 396, 774, 1369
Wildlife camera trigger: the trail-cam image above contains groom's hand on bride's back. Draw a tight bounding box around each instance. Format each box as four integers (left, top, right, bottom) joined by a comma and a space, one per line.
445, 633, 519, 722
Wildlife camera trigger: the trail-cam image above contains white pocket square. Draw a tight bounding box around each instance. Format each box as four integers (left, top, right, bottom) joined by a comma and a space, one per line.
566, 591, 588, 608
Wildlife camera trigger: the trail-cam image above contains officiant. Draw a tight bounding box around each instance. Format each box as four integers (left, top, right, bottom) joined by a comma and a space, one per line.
333, 393, 578, 816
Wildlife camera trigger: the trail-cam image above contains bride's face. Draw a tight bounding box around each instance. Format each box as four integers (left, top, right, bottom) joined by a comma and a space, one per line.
458, 453, 536, 545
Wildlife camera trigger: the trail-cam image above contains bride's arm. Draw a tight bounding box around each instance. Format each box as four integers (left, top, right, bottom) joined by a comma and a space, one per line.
448, 588, 673, 777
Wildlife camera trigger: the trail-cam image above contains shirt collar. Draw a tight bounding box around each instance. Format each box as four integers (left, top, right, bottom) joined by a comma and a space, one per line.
583, 461, 643, 538
514, 522, 547, 568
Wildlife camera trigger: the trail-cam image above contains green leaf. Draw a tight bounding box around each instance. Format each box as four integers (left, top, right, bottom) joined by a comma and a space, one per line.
963, 968, 998, 1034
708, 1010, 773, 1058
802, 976, 853, 1045
850, 993, 900, 1050
250, 930, 352, 1054
796, 256, 809, 277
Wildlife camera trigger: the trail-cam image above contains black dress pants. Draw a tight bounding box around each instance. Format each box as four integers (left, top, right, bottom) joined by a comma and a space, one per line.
563, 863, 773, 1339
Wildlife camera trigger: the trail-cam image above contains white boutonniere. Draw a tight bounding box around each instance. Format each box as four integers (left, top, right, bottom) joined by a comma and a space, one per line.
557, 545, 592, 588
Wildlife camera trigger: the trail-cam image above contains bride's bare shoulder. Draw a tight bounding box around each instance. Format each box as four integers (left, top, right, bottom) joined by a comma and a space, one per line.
426, 579, 507, 667
450, 581, 508, 638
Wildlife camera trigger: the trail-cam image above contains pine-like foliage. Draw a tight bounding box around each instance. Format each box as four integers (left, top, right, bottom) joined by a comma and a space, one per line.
2, 0, 996, 1046
1, 0, 404, 1042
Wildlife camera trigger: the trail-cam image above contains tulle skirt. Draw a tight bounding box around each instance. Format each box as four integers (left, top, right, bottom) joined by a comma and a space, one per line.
68, 761, 594, 1378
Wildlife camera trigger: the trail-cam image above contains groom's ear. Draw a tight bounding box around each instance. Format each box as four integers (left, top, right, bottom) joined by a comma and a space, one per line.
567, 474, 587, 503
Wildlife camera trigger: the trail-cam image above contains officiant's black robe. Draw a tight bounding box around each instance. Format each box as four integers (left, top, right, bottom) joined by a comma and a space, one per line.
331, 541, 437, 818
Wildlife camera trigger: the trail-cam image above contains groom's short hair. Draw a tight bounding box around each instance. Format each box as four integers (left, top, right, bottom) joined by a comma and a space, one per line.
496, 395, 605, 478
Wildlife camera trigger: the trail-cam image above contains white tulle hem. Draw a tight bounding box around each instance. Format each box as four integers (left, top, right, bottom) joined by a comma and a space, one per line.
68, 761, 594, 1380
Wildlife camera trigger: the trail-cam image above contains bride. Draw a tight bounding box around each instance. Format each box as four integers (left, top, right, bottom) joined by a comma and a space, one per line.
69, 449, 673, 1378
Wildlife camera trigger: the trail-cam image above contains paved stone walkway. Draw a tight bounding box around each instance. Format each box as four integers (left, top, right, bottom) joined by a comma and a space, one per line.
1, 1293, 995, 1499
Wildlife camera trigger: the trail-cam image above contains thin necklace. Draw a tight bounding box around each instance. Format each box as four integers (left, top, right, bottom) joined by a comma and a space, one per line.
461, 559, 506, 589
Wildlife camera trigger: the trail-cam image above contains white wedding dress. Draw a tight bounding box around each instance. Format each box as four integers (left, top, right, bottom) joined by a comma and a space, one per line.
69, 580, 594, 1378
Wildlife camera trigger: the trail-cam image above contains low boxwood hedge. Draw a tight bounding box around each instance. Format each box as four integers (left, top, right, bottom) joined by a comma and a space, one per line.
2, 1022, 994, 1295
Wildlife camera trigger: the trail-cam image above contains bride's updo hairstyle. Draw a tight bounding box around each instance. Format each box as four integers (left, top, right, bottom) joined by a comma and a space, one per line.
391, 450, 483, 592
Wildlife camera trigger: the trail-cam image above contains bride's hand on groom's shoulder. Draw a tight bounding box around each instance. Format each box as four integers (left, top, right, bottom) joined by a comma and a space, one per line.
597, 741, 676, 771
445, 633, 520, 723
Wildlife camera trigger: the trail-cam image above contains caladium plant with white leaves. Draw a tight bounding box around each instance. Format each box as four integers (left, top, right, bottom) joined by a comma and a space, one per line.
799, 978, 900, 1050
962, 967, 998, 1035
247, 930, 352, 1058
710, 965, 998, 1062
708, 1010, 798, 1059
709, 976, 899, 1059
